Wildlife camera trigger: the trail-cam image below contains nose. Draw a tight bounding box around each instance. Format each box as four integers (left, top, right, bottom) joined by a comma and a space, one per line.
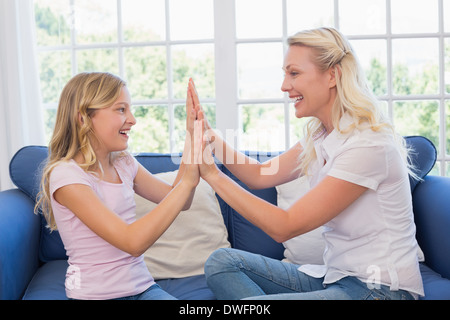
281, 74, 291, 93
127, 109, 137, 126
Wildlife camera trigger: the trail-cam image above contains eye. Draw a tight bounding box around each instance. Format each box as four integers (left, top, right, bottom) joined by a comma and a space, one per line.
117, 107, 125, 113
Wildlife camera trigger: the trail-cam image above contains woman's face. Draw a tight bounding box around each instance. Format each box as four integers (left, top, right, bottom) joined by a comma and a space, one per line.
90, 86, 136, 154
281, 45, 337, 122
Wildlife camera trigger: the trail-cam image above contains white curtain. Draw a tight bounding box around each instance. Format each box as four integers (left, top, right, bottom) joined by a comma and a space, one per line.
0, 0, 45, 191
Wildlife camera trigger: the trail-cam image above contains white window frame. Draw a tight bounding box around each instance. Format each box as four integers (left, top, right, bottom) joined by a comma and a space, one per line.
214, 0, 450, 176
35, 0, 450, 175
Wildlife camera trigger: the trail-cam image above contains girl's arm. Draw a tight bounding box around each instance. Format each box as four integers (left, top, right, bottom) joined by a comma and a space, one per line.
54, 164, 199, 257
134, 81, 198, 210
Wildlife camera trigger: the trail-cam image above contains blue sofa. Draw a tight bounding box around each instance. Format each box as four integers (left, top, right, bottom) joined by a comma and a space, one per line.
1, 136, 449, 300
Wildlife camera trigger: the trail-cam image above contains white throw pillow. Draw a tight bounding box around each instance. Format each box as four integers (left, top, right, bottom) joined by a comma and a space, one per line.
276, 176, 325, 265
135, 171, 230, 279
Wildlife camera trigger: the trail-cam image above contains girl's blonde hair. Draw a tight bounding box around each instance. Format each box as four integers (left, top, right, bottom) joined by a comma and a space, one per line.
35, 72, 126, 231
289, 27, 412, 176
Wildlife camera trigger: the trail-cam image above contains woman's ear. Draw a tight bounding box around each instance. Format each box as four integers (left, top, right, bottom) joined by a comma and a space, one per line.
328, 66, 340, 89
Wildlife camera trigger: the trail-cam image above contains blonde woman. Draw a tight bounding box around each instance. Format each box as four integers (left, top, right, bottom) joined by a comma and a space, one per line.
192, 28, 424, 300
36, 72, 199, 300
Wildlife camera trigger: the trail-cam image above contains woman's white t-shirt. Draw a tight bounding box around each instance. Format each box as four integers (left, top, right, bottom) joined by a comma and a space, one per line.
295, 113, 424, 297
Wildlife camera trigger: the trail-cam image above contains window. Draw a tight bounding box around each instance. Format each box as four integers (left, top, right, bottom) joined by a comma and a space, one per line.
34, 0, 215, 154
34, 0, 450, 176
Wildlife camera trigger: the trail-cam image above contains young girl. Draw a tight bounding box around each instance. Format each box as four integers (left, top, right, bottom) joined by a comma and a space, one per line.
191, 27, 424, 300
36, 72, 199, 300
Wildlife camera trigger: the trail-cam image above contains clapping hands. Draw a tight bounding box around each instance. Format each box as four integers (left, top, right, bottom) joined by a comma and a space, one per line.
184, 78, 218, 182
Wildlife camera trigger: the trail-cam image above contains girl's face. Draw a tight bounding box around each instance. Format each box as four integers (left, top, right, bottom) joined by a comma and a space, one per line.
281, 45, 337, 122
90, 86, 136, 154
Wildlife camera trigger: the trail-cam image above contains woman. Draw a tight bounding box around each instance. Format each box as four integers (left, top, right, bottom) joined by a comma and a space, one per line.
191, 27, 424, 300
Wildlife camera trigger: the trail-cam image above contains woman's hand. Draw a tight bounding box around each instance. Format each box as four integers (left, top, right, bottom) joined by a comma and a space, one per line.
188, 78, 217, 151
194, 120, 219, 182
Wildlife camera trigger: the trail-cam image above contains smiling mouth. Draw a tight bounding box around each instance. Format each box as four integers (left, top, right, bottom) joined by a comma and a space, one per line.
290, 96, 304, 103
119, 130, 129, 137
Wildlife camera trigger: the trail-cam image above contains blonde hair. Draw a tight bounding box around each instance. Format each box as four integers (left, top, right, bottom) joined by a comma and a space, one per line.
35, 72, 126, 231
289, 27, 411, 176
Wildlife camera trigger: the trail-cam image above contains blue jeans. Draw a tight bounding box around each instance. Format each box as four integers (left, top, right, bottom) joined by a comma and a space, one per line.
112, 283, 177, 300
204, 248, 415, 300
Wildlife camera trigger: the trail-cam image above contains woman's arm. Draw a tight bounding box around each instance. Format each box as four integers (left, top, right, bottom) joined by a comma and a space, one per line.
196, 120, 367, 243
189, 79, 302, 189
206, 130, 303, 189
202, 167, 367, 243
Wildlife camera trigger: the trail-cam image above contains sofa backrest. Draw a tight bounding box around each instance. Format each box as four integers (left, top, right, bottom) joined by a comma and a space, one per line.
9, 136, 436, 263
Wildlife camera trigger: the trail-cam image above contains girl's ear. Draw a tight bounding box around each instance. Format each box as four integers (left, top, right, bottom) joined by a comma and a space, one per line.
78, 112, 84, 126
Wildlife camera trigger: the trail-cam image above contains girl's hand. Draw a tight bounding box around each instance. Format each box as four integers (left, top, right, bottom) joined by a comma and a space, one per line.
186, 78, 197, 137
181, 160, 200, 189
180, 116, 201, 189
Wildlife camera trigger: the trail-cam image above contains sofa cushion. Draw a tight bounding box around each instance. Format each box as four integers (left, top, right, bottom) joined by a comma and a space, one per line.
134, 152, 181, 173
156, 275, 215, 300
419, 263, 450, 300
216, 151, 285, 260
22, 259, 216, 300
22, 259, 68, 300
9, 146, 67, 262
405, 135, 436, 192
9, 145, 48, 200
135, 170, 230, 279
413, 175, 450, 280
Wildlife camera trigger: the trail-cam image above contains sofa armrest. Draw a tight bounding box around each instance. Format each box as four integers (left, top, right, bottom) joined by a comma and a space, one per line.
412, 175, 450, 280
0, 189, 41, 299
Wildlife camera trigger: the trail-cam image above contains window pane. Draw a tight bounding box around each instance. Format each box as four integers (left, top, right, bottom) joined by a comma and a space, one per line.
446, 38, 450, 94
169, 0, 214, 41
123, 46, 167, 100
393, 100, 439, 150
350, 39, 387, 96
122, 0, 166, 42
74, 0, 117, 44
43, 108, 57, 144
339, 0, 386, 35
391, 0, 438, 34
237, 43, 284, 99
430, 162, 439, 176
236, 0, 282, 39
129, 105, 169, 153
38, 50, 72, 104
392, 38, 439, 95
172, 44, 215, 99
34, 0, 72, 46
240, 104, 285, 151
287, 0, 334, 35
76, 48, 119, 74
447, 101, 450, 155
445, 0, 450, 32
